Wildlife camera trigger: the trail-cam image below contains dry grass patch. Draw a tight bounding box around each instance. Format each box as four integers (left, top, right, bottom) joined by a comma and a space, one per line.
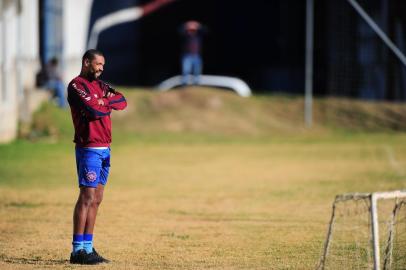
1, 138, 405, 269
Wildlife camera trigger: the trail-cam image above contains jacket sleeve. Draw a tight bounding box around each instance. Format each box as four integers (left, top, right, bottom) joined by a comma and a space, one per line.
68, 81, 111, 119
106, 91, 127, 111
98, 80, 127, 111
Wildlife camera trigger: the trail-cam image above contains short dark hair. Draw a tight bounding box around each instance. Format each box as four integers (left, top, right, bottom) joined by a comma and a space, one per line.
82, 49, 104, 64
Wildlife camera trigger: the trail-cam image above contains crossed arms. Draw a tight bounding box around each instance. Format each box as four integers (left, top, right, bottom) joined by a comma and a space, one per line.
68, 81, 127, 120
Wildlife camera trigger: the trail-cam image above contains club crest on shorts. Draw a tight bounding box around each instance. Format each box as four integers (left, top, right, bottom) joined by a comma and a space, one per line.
86, 171, 97, 182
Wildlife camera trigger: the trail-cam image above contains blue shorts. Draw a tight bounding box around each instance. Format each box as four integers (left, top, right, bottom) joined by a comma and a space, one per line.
75, 147, 111, 188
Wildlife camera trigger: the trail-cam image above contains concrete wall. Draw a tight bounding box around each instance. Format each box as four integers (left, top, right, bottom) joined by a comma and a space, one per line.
63, 0, 93, 83
0, 0, 44, 143
19, 0, 42, 122
0, 0, 20, 142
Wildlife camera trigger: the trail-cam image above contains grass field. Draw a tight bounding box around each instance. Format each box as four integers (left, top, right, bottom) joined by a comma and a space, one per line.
0, 88, 405, 269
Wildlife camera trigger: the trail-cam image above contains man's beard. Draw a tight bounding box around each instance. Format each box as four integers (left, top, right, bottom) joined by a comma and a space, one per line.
89, 70, 101, 80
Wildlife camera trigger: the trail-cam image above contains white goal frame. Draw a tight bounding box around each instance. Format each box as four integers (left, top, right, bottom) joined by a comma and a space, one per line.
318, 190, 406, 270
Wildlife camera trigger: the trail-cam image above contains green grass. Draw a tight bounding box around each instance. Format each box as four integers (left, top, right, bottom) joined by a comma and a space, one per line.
0, 88, 405, 269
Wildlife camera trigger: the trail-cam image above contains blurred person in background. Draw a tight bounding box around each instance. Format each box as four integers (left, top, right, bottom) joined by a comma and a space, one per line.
67, 49, 127, 265
44, 57, 67, 108
179, 20, 206, 85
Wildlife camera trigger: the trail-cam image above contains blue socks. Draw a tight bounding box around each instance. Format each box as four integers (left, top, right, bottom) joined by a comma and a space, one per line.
72, 234, 84, 254
72, 234, 93, 254
83, 234, 93, 254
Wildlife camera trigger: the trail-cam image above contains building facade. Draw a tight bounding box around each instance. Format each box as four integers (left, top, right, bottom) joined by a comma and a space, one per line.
0, 0, 91, 143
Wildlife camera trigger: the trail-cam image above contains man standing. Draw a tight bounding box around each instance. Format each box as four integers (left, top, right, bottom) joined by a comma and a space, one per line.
67, 49, 127, 264
44, 57, 67, 108
179, 20, 205, 85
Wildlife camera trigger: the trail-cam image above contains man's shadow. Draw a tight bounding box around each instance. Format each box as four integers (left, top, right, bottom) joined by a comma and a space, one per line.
0, 256, 68, 266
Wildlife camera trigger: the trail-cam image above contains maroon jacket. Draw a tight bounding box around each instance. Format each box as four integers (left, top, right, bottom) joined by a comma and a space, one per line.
67, 76, 127, 147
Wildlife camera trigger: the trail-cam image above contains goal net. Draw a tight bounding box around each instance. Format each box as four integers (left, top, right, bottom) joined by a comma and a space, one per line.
317, 191, 406, 270
313, 0, 406, 100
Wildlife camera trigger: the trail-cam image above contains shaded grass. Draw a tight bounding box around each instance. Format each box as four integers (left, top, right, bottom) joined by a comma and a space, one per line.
20, 87, 406, 143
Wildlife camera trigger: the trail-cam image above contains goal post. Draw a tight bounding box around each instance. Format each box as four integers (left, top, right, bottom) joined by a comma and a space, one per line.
317, 190, 406, 270
371, 191, 406, 270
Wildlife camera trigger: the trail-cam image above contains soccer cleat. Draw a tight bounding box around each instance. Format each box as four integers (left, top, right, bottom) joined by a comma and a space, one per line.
91, 248, 110, 263
70, 249, 100, 265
